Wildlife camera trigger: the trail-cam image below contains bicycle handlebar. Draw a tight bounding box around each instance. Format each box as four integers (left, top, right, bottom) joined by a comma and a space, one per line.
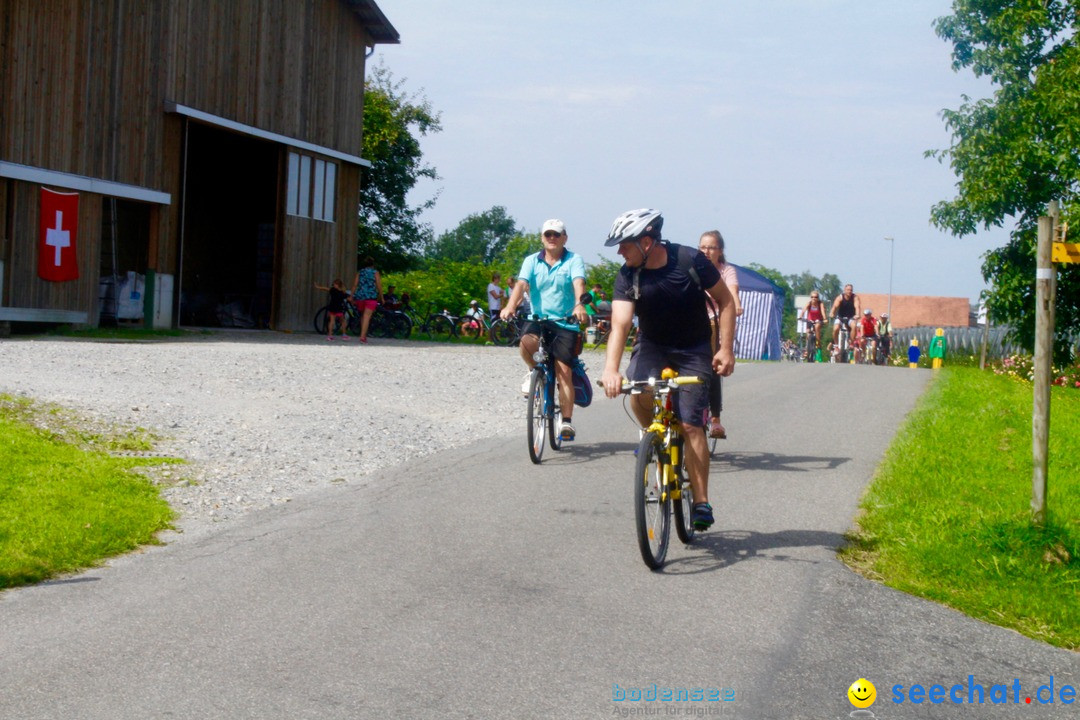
527, 314, 579, 324
619, 375, 703, 394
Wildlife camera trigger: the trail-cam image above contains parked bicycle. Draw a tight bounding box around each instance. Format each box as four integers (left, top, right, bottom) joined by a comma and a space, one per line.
313, 300, 411, 339
524, 315, 577, 464
489, 311, 527, 347
458, 306, 493, 341
424, 308, 460, 341
619, 369, 705, 569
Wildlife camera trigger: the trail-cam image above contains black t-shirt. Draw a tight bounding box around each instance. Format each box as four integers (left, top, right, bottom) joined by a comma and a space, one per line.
837, 294, 857, 318
327, 286, 349, 313
613, 242, 721, 347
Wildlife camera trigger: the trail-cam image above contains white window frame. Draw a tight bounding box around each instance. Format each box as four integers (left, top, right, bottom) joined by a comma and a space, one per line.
285, 151, 337, 223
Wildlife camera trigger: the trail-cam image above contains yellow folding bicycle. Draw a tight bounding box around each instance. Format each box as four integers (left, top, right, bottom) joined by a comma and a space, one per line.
620, 369, 703, 569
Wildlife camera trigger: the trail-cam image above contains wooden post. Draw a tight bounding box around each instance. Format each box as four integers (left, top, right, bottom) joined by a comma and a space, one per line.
1032, 204, 1057, 525
979, 294, 990, 371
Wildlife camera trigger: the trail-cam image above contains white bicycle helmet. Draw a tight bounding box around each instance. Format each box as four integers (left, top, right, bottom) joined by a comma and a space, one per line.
604, 208, 663, 246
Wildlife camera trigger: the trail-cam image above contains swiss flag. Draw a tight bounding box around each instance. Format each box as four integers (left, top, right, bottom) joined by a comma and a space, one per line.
38, 188, 80, 282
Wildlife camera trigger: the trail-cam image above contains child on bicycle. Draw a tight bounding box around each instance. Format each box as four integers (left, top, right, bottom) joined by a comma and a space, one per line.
314, 279, 350, 340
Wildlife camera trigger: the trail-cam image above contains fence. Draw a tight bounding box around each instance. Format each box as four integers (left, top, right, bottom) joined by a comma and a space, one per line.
889, 325, 1021, 360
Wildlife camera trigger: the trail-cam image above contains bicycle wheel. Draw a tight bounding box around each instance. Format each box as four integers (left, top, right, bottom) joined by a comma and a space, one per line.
390, 312, 412, 339
346, 306, 362, 336
547, 369, 563, 452
313, 306, 329, 335
527, 370, 546, 464
805, 331, 817, 363
460, 319, 483, 341
489, 319, 517, 346
635, 430, 671, 569
673, 437, 695, 545
427, 314, 455, 341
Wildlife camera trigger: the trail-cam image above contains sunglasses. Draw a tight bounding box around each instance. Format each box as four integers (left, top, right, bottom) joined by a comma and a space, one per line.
699, 245, 720, 252
543, 231, 562, 238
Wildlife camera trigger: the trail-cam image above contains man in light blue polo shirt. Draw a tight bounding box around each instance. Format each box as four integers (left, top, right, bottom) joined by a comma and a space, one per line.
501, 218, 588, 440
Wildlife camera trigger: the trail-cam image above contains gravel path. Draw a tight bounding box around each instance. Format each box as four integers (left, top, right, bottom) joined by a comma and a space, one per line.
0, 332, 605, 541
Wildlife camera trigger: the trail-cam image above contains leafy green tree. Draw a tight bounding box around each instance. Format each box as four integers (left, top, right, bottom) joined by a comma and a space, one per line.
358, 62, 442, 272
585, 257, 622, 296
383, 260, 492, 316
426, 206, 522, 263
495, 233, 541, 272
929, 0, 1079, 363
785, 271, 842, 302
749, 263, 797, 339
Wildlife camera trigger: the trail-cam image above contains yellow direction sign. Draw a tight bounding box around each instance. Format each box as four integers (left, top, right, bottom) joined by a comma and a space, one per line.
1052, 242, 1080, 264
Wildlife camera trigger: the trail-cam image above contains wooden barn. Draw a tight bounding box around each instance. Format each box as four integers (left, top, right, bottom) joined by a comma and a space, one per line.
0, 0, 398, 332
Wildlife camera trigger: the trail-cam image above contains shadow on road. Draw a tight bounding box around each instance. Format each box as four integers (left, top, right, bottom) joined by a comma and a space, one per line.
661, 528, 847, 575
533, 440, 638, 464
710, 450, 850, 474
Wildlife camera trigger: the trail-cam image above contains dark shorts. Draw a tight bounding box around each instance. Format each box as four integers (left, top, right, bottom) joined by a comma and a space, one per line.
523, 322, 580, 365
626, 337, 712, 428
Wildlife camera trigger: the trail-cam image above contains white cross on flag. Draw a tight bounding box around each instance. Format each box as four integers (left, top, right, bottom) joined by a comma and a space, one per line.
38, 188, 80, 282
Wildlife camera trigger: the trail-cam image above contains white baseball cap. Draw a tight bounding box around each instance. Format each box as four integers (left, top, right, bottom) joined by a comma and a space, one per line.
541, 219, 566, 235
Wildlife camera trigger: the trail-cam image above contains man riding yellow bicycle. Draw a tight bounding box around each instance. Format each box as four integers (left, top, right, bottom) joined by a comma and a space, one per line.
598, 209, 737, 534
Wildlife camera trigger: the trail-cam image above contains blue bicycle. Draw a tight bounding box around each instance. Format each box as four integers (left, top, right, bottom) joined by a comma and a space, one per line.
526, 316, 577, 464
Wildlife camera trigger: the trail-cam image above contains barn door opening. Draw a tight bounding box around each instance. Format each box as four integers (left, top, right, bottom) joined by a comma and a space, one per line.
178, 122, 277, 328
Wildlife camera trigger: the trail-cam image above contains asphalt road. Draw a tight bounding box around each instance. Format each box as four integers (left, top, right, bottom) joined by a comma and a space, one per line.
1, 361, 1076, 719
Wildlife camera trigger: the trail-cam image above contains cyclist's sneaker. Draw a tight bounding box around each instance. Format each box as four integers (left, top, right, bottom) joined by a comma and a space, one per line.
326, 335, 334, 341
520, 373, 532, 396
708, 418, 727, 439
560, 420, 576, 441
691, 502, 714, 530
359, 336, 368, 344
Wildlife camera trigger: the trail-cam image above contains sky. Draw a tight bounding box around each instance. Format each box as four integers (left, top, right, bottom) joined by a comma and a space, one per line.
369, 1, 1011, 303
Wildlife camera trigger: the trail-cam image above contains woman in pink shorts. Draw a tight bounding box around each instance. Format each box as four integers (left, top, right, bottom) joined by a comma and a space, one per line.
351, 256, 384, 343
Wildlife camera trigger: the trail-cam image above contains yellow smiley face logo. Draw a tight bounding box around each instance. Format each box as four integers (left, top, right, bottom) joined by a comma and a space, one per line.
848, 678, 877, 708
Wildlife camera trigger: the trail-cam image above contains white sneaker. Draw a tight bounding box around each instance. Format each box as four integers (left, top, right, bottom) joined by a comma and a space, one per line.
560, 421, 576, 441
520, 373, 532, 396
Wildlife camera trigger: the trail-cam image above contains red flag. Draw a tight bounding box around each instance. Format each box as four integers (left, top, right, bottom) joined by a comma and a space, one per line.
38, 188, 80, 282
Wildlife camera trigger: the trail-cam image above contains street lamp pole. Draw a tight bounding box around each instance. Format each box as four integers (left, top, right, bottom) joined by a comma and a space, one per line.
884, 236, 894, 319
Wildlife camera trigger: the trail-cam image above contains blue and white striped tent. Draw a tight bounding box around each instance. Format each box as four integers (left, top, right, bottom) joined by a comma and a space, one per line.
730, 264, 784, 360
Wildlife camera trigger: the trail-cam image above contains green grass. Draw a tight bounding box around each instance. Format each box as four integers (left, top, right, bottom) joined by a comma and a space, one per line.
841, 367, 1080, 649
0, 396, 179, 589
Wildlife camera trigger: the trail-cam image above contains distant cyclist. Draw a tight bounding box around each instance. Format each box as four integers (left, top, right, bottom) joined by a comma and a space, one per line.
502, 218, 588, 441
830, 283, 861, 348
877, 312, 892, 363
857, 308, 878, 363
799, 291, 827, 360
599, 209, 737, 531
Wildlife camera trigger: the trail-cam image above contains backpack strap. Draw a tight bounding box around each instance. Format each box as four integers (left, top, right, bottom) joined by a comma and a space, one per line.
629, 242, 703, 300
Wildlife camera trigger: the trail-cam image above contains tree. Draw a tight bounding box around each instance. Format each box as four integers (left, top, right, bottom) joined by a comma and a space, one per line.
494, 232, 541, 272
785, 270, 842, 303
585, 257, 622, 295
749, 263, 797, 339
929, 0, 1079, 363
357, 62, 442, 272
425, 206, 522, 263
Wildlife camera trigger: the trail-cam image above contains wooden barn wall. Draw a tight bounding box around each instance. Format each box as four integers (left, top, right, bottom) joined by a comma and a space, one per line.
276, 162, 361, 331
2, 0, 372, 326
167, 0, 368, 156
0, 0, 177, 308
4, 182, 101, 317
1, 1, 171, 192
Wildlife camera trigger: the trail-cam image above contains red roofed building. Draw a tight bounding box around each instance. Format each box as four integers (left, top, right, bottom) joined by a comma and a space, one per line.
856, 293, 972, 329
